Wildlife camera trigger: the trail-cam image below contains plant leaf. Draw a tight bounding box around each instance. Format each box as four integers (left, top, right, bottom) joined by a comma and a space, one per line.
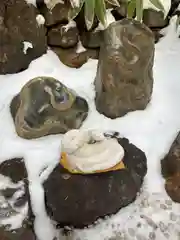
85, 0, 95, 30
68, 0, 85, 20
127, 0, 136, 18
106, 0, 120, 7
95, 0, 107, 26
136, 0, 143, 22
149, 0, 165, 12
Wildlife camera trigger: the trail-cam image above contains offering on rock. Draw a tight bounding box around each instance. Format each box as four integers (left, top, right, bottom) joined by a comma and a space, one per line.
44, 130, 147, 228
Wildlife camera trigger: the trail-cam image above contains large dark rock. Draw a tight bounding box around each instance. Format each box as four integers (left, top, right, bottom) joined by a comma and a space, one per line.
10, 77, 89, 139
94, 18, 154, 119
161, 133, 180, 203
0, 158, 35, 240
44, 136, 147, 228
0, 0, 47, 74
51, 46, 99, 68
47, 23, 79, 48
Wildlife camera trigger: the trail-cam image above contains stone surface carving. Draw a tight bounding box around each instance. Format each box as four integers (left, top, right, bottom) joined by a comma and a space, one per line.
10, 77, 89, 139
94, 18, 155, 118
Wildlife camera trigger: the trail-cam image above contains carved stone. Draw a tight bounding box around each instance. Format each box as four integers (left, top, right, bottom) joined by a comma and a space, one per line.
94, 18, 154, 119
10, 77, 89, 139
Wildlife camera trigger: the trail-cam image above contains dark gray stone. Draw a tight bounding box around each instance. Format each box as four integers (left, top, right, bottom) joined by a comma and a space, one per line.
143, 9, 168, 28
161, 133, 180, 203
94, 18, 154, 119
0, 0, 47, 74
44, 135, 147, 228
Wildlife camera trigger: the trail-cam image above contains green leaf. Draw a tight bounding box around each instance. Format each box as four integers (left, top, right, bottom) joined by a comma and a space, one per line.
149, 0, 165, 12
127, 0, 136, 18
106, 0, 120, 7
136, 0, 143, 22
85, 0, 95, 30
68, 0, 85, 20
95, 0, 107, 26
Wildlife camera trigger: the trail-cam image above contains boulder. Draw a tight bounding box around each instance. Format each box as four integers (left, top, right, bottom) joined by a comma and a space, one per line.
0, 0, 47, 74
44, 135, 147, 228
10, 77, 89, 139
51, 46, 99, 68
143, 9, 168, 28
0, 158, 35, 240
161, 133, 180, 202
94, 18, 154, 118
47, 23, 79, 48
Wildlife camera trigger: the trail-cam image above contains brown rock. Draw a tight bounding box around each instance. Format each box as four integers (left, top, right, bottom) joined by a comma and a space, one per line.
51, 46, 99, 68
0, 0, 47, 74
80, 30, 102, 49
143, 9, 168, 28
47, 24, 79, 48
94, 18, 154, 119
10, 77, 89, 139
161, 133, 180, 202
44, 135, 147, 228
38, 2, 70, 27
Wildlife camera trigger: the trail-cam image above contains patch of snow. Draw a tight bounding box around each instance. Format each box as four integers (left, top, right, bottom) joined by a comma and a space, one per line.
36, 14, 45, 26
1, 203, 28, 230
23, 41, 33, 54
70, 0, 80, 8
25, 0, 37, 7
63, 20, 76, 32
0, 175, 24, 190
143, 0, 171, 18
76, 41, 86, 54
0, 15, 180, 240
44, 0, 64, 9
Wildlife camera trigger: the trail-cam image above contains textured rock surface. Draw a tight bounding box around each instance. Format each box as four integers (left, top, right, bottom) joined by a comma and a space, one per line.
51, 46, 99, 68
0, 158, 35, 240
80, 30, 102, 49
10, 77, 89, 139
44, 135, 147, 228
0, 0, 47, 74
94, 18, 154, 118
47, 24, 79, 48
37, 1, 70, 27
143, 9, 168, 28
161, 133, 180, 203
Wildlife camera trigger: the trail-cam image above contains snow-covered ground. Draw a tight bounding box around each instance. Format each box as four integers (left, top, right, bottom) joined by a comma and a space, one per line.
0, 17, 180, 240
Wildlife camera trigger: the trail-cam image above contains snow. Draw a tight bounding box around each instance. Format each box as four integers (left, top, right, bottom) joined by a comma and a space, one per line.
63, 20, 77, 32
23, 41, 33, 54
44, 0, 64, 9
76, 41, 86, 53
36, 14, 45, 26
0, 16, 180, 240
25, 0, 37, 7
143, 0, 171, 17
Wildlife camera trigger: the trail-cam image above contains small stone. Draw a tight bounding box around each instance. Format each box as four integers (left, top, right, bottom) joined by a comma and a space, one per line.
51, 46, 98, 69
149, 232, 156, 240
170, 212, 177, 221
47, 24, 79, 48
